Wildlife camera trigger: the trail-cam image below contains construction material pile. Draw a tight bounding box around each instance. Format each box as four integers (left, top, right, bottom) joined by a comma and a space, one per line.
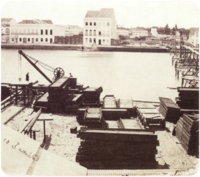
76, 129, 159, 169
118, 118, 144, 130
176, 87, 199, 110
176, 114, 199, 156
159, 97, 180, 123
48, 77, 71, 112
64, 94, 82, 113
118, 99, 134, 116
83, 107, 106, 128
82, 87, 103, 107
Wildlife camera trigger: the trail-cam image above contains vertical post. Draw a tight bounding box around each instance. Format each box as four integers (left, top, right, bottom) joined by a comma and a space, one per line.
30, 130, 32, 139
33, 131, 36, 140
27, 86, 30, 105
23, 86, 26, 105
43, 120, 46, 143
15, 86, 18, 105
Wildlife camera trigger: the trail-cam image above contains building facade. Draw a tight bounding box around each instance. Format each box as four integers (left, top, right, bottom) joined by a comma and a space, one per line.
117, 28, 130, 36
65, 25, 82, 36
130, 29, 148, 38
83, 8, 118, 46
9, 20, 65, 44
188, 28, 199, 47
1, 18, 17, 43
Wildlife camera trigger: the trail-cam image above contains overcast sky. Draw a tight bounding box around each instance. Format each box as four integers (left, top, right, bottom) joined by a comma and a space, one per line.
0, 0, 199, 29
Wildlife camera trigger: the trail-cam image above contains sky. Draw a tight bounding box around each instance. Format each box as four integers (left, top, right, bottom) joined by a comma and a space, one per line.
0, 0, 199, 29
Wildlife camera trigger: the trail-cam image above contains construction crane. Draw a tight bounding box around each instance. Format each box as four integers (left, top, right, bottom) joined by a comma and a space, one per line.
18, 50, 65, 83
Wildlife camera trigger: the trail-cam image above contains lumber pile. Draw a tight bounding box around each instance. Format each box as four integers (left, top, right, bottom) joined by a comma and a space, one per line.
159, 97, 180, 123
137, 107, 165, 128
176, 114, 199, 156
64, 94, 83, 113
118, 99, 134, 116
103, 95, 118, 108
118, 118, 144, 130
176, 87, 199, 110
34, 92, 48, 109
82, 87, 103, 107
105, 120, 119, 129
76, 129, 159, 169
84, 107, 106, 128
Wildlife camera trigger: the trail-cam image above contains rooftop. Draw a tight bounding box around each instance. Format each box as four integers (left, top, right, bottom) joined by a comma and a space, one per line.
1, 18, 13, 22
85, 8, 115, 18
18, 19, 53, 24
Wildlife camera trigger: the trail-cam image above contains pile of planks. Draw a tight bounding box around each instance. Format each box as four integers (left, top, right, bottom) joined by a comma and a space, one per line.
34, 92, 48, 110
102, 95, 118, 108
76, 129, 159, 169
137, 106, 165, 128
118, 118, 144, 130
64, 94, 83, 113
118, 99, 134, 116
82, 87, 103, 107
159, 97, 180, 123
176, 87, 199, 110
83, 107, 106, 128
48, 77, 71, 113
176, 114, 199, 156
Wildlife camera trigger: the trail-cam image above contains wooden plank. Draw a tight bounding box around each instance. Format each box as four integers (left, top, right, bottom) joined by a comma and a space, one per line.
2, 106, 26, 125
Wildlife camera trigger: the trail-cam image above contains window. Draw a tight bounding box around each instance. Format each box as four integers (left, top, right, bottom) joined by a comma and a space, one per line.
90, 22, 92, 26
32, 29, 34, 33
50, 30, 53, 35
107, 22, 110, 26
41, 29, 43, 35
19, 29, 22, 33
19, 38, 22, 42
107, 39, 109, 43
46, 38, 48, 42
94, 30, 96, 36
103, 39, 105, 43
28, 29, 30, 33
99, 31, 101, 36
28, 38, 30, 42
12, 38, 14, 41
85, 22, 88, 26
41, 38, 43, 42
5, 28, 10, 34
94, 38, 96, 43
46, 30, 48, 35
24, 29, 26, 33
94, 22, 96, 26
85, 29, 88, 36
89, 30, 92, 36
36, 38, 38, 42
89, 38, 92, 43
85, 38, 88, 43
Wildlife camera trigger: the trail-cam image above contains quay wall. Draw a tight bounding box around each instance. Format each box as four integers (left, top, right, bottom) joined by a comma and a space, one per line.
1, 44, 169, 53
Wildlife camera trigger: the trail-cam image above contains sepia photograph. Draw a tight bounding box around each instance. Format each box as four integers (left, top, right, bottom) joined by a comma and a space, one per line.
1, 0, 199, 176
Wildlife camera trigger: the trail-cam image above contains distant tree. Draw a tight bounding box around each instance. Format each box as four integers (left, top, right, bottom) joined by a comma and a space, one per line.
165, 24, 170, 34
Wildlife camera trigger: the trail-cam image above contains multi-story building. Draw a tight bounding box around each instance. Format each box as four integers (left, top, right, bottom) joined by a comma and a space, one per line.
65, 25, 82, 36
83, 8, 118, 46
188, 28, 199, 47
1, 18, 16, 43
117, 28, 130, 36
130, 29, 148, 38
10, 19, 65, 44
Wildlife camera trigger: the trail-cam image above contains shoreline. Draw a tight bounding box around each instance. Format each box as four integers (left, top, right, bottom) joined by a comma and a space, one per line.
1, 44, 169, 53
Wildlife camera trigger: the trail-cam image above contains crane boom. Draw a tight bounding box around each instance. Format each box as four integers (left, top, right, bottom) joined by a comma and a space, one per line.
18, 50, 52, 83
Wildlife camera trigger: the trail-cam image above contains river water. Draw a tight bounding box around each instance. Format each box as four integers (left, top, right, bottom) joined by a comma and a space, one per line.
1, 49, 181, 102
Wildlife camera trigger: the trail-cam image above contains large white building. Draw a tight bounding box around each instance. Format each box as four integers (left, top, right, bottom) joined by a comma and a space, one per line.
83, 8, 118, 46
130, 29, 148, 38
9, 19, 65, 44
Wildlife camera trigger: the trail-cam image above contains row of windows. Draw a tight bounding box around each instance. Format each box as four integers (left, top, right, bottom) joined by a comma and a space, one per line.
85, 29, 110, 36
85, 38, 109, 43
85, 21, 110, 26
12, 37, 53, 42
11, 29, 53, 35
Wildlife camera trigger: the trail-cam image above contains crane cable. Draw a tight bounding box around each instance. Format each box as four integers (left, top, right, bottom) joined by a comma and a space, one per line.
23, 52, 55, 72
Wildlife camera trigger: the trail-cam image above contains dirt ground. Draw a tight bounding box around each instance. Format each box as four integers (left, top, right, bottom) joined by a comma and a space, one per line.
5, 107, 199, 175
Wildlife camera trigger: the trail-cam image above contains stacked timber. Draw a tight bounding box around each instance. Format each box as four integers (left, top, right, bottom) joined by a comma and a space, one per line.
48, 77, 71, 113
159, 97, 180, 123
137, 107, 165, 128
64, 94, 83, 113
118, 118, 144, 130
84, 107, 106, 128
76, 129, 159, 169
176, 114, 199, 156
82, 87, 103, 107
105, 120, 119, 129
176, 87, 199, 111
34, 92, 48, 109
103, 95, 118, 108
118, 99, 134, 116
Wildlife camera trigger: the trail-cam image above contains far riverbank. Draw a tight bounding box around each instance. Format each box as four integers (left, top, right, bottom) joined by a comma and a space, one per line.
1, 43, 169, 53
